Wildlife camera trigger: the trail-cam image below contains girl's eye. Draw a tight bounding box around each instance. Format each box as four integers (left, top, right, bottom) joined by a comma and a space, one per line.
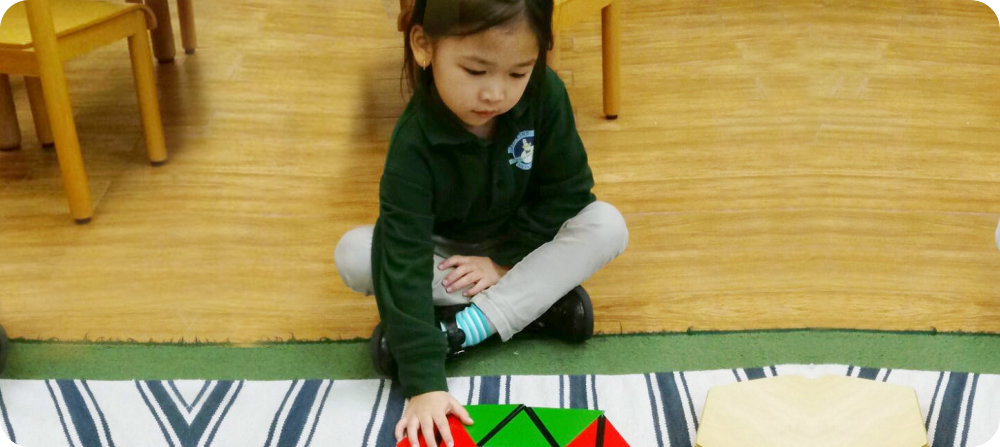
510, 73, 527, 79
463, 68, 486, 76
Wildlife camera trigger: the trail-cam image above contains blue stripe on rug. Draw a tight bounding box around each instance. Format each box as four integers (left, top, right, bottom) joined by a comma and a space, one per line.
960, 374, 980, 447
204, 380, 244, 447
145, 379, 236, 446
80, 381, 115, 447
0, 385, 16, 443
303, 380, 334, 447
569, 375, 588, 409
505, 375, 512, 405
479, 376, 501, 405
679, 371, 699, 430
276, 379, 322, 447
655, 372, 693, 447
926, 372, 945, 430
46, 380, 78, 447
643, 374, 664, 447
857, 368, 881, 380
744, 368, 767, 381
361, 379, 385, 447
374, 380, 405, 447
168, 381, 210, 413
134, 381, 175, 447
883, 369, 893, 382
265, 380, 300, 447
62, 380, 110, 446
933, 372, 969, 447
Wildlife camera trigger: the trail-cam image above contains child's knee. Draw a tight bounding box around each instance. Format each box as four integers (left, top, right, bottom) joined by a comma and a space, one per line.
335, 225, 375, 295
578, 201, 629, 257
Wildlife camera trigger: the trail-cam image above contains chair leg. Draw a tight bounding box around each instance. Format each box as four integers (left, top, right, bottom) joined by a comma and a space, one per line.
177, 0, 197, 55
601, 0, 621, 119
0, 74, 22, 152
128, 18, 168, 166
25, 0, 93, 223
145, 0, 177, 63
24, 77, 55, 148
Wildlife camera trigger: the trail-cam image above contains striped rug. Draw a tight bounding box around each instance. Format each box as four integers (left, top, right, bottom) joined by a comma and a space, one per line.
0, 364, 996, 447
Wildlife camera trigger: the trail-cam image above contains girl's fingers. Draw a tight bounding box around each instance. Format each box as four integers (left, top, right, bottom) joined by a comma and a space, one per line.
449, 271, 481, 293
434, 415, 454, 447
395, 416, 407, 442
420, 417, 437, 447
466, 279, 489, 297
438, 255, 465, 270
443, 265, 471, 287
406, 419, 421, 447
450, 401, 475, 425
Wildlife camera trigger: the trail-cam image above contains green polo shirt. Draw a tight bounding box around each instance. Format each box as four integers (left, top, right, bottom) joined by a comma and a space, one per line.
371, 67, 596, 398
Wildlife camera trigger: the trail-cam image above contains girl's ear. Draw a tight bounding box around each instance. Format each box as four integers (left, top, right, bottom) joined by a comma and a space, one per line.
410, 25, 434, 68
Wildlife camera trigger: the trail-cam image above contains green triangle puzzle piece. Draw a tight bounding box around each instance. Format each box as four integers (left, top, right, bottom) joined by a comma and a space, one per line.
481, 410, 553, 447
465, 405, 522, 442
531, 408, 604, 446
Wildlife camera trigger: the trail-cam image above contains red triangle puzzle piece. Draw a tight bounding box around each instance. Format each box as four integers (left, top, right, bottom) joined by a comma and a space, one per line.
395, 415, 476, 447
565, 415, 631, 447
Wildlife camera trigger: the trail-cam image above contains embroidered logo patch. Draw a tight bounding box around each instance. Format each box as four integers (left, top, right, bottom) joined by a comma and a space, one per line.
507, 130, 535, 170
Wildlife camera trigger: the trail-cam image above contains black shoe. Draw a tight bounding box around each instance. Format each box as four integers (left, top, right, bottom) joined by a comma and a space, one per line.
435, 304, 469, 357
527, 286, 594, 343
369, 322, 397, 378
369, 311, 469, 378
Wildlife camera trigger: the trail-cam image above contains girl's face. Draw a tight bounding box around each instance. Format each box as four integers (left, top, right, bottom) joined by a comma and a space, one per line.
415, 17, 539, 138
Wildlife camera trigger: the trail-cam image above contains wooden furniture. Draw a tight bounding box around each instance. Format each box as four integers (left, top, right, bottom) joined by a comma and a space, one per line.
696, 375, 929, 447
552, 0, 620, 119
128, 0, 196, 63
0, 0, 167, 223
0, 74, 20, 151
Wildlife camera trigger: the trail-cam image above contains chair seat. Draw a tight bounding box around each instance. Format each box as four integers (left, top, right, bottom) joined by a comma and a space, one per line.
0, 0, 153, 49
554, 0, 614, 29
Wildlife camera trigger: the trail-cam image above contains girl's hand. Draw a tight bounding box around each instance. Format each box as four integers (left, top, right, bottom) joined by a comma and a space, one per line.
439, 256, 510, 297
395, 391, 474, 447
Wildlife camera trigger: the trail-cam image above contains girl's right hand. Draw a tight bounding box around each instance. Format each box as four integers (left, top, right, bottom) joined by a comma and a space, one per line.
395, 391, 474, 447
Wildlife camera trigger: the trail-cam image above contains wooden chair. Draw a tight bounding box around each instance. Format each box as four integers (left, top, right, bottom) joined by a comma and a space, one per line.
552, 0, 621, 119
0, 0, 167, 223
128, 0, 196, 63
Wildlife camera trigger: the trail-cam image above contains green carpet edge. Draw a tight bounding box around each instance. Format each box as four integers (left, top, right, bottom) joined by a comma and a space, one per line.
2, 329, 999, 380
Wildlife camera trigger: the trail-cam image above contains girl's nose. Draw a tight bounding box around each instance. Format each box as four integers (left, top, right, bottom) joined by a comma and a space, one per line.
481, 83, 504, 103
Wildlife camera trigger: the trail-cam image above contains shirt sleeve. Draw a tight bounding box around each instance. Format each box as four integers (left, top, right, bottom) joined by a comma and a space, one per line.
491, 68, 597, 266
372, 140, 449, 398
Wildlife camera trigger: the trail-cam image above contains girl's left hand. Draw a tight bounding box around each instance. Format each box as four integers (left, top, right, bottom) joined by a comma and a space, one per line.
439, 256, 510, 297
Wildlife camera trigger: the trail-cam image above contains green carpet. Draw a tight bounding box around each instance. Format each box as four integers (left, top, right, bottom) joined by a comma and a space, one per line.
3, 329, 999, 380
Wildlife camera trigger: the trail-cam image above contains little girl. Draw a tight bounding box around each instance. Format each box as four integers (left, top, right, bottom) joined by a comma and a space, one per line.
335, 0, 627, 445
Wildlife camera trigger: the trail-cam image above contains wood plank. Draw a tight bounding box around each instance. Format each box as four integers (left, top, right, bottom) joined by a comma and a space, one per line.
1, 0, 998, 342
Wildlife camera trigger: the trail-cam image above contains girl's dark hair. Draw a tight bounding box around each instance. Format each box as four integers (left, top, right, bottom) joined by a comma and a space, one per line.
401, 0, 553, 93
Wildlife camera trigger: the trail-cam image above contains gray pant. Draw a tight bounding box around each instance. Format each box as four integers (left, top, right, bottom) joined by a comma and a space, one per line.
334, 201, 629, 341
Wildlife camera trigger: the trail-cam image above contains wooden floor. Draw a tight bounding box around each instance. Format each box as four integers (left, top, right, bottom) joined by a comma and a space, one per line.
1, 0, 999, 343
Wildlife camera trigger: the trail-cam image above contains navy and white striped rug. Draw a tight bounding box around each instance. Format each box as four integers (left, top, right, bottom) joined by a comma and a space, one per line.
0, 364, 996, 447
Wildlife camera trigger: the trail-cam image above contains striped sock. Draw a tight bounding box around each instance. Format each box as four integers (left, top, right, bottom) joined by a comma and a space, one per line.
442, 304, 496, 348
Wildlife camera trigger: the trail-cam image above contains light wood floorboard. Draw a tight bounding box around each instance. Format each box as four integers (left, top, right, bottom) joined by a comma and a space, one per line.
1, 0, 998, 341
